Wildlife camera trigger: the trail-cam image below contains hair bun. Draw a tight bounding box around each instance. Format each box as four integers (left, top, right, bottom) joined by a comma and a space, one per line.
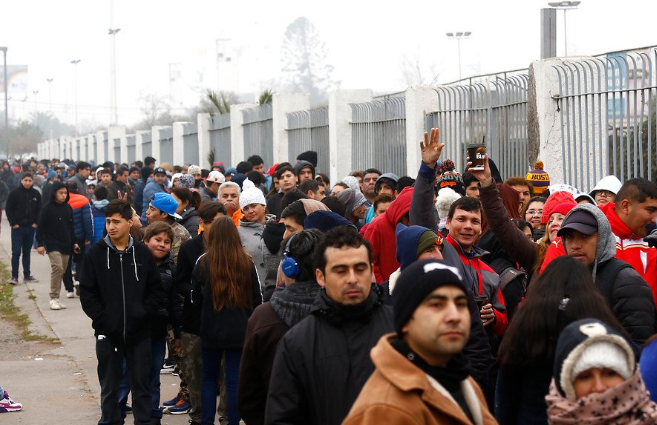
534, 161, 544, 170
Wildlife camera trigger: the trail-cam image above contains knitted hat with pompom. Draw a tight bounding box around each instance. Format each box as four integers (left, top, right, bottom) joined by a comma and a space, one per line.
526, 161, 550, 195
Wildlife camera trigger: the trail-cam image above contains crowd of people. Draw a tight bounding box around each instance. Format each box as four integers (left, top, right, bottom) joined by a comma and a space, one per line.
1, 127, 657, 425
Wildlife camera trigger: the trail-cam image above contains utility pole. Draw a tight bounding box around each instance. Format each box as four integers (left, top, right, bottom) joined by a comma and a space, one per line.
46, 78, 54, 139
32, 90, 39, 115
446, 32, 472, 85
71, 59, 81, 136
109, 0, 120, 126
1, 47, 8, 129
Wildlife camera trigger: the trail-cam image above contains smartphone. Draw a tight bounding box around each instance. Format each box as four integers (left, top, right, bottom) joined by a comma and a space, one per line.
474, 296, 489, 309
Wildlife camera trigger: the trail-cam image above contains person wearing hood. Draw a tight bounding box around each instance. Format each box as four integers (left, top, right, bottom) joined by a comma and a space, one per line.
238, 179, 278, 300
239, 230, 324, 425
557, 204, 656, 344
336, 188, 368, 228
546, 318, 657, 424
589, 175, 623, 206
36, 181, 77, 310
294, 160, 315, 184
79, 199, 165, 425
91, 186, 110, 244
362, 186, 414, 283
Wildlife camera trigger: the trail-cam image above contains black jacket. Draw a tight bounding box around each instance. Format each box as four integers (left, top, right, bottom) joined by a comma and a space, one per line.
152, 253, 184, 339
36, 182, 74, 254
79, 235, 165, 346
174, 234, 205, 335
6, 184, 41, 227
178, 207, 199, 236
107, 179, 134, 205
194, 257, 263, 349
264, 286, 394, 425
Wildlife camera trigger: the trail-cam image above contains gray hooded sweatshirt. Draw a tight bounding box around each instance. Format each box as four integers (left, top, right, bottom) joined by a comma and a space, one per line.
562, 203, 656, 344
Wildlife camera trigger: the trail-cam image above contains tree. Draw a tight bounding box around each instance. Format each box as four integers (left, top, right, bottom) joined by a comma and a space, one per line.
258, 89, 274, 105
280, 17, 339, 104
0, 120, 43, 157
137, 91, 171, 129
399, 52, 440, 86
204, 89, 238, 115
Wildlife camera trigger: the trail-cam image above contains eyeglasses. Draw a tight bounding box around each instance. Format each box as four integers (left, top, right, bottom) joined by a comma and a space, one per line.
595, 190, 614, 198
526, 209, 543, 215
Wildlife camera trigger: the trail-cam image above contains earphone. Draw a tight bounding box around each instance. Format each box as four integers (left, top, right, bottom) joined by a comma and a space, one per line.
281, 233, 300, 279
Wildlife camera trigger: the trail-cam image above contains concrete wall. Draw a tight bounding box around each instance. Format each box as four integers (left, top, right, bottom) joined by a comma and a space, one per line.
272, 93, 311, 164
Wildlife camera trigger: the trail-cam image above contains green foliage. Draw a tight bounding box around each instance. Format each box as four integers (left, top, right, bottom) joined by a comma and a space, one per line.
206, 89, 235, 115
207, 148, 215, 168
0, 119, 43, 157
258, 89, 274, 105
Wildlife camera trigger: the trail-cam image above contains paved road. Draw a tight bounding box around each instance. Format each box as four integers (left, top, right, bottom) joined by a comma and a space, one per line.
0, 217, 193, 425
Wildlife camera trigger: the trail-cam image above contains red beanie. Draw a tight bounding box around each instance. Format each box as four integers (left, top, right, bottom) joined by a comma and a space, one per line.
541, 191, 576, 225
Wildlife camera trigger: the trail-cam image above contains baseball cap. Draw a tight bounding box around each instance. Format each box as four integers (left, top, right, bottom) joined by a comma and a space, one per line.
206, 171, 225, 184
153, 167, 167, 176
557, 209, 598, 237
151, 192, 182, 219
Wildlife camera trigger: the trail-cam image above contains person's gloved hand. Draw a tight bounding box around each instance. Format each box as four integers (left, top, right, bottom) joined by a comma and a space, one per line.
645, 228, 657, 248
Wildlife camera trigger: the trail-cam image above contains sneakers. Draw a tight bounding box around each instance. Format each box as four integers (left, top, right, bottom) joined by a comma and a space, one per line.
66, 291, 75, 298
165, 399, 191, 415
49, 299, 67, 310
0, 391, 22, 413
74, 283, 80, 297
162, 395, 180, 407
23, 275, 39, 283
8, 277, 19, 285
160, 359, 175, 374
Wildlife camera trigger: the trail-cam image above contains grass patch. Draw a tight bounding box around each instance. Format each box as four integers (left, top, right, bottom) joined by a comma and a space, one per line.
0, 262, 59, 343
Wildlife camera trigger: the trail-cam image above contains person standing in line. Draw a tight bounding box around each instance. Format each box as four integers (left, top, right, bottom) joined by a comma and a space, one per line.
36, 181, 78, 310
79, 199, 165, 425
5, 173, 41, 284
69, 161, 91, 199
193, 216, 262, 425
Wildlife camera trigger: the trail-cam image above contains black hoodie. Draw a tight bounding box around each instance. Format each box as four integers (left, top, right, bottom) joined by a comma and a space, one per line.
6, 180, 41, 227
79, 234, 165, 346
36, 181, 74, 254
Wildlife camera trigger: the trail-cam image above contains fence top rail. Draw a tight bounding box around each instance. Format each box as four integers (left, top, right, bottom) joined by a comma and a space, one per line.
181, 122, 198, 136
350, 97, 406, 123
242, 104, 273, 124
286, 107, 329, 130
210, 113, 231, 130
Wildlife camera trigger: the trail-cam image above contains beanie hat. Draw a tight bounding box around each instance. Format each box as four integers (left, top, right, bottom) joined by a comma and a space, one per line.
47, 169, 57, 180
169, 173, 183, 189
337, 188, 366, 220
395, 223, 442, 271
239, 179, 266, 210
342, 176, 360, 191
554, 319, 635, 401
437, 172, 466, 196
266, 164, 279, 176
436, 187, 462, 220
225, 167, 237, 178
541, 191, 577, 225
232, 173, 247, 190
374, 173, 399, 195
299, 199, 330, 215
296, 150, 318, 168
393, 259, 467, 335
294, 160, 315, 177
438, 159, 457, 175
179, 174, 195, 189
590, 175, 622, 197
187, 165, 202, 176
304, 210, 355, 233
526, 161, 550, 195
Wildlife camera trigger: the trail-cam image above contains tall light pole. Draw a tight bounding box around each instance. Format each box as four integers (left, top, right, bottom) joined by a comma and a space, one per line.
46, 78, 54, 139
32, 90, 39, 115
548, 1, 581, 57
71, 59, 81, 136
109, 0, 120, 126
0, 46, 8, 129
446, 32, 472, 85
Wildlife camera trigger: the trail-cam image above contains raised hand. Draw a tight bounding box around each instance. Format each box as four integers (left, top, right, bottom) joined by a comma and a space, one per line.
420, 127, 445, 168
467, 154, 493, 187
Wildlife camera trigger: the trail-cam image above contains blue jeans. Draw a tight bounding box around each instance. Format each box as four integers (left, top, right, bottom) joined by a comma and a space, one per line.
119, 337, 166, 419
11, 226, 35, 278
201, 347, 241, 425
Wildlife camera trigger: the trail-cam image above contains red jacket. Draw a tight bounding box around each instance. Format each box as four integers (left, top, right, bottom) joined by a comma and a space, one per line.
362, 187, 413, 283
601, 202, 657, 304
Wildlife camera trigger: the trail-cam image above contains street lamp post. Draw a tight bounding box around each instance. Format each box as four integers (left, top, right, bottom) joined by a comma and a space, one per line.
71, 59, 81, 136
446, 32, 472, 85
0, 46, 8, 129
548, 1, 581, 57
109, 0, 120, 126
32, 90, 39, 115
46, 78, 53, 139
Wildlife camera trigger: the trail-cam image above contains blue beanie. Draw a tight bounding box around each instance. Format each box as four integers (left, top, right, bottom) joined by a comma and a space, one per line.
395, 223, 439, 271
304, 210, 355, 233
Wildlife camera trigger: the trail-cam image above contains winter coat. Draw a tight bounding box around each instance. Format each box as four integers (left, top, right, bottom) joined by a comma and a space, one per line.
238, 215, 277, 297
343, 334, 497, 425
238, 280, 321, 425
106, 179, 134, 205
264, 287, 394, 425
79, 235, 165, 346
140, 178, 167, 222
0, 178, 9, 209
152, 253, 183, 339
178, 207, 199, 236
600, 201, 657, 305
68, 174, 88, 199
35, 181, 74, 254
495, 364, 553, 425
6, 184, 41, 227
194, 256, 262, 349
200, 186, 215, 203
174, 234, 205, 335
640, 337, 657, 403
266, 191, 284, 219
362, 186, 414, 283
69, 192, 94, 242
169, 221, 191, 263
562, 204, 656, 345
261, 220, 285, 300
91, 199, 109, 244
133, 178, 147, 217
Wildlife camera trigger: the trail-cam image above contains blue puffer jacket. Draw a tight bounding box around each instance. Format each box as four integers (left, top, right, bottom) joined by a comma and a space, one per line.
91, 199, 109, 244
68, 192, 94, 242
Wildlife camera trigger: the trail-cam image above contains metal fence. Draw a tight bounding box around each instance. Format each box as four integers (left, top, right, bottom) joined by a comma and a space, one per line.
350, 96, 407, 177
101, 131, 109, 163
553, 47, 657, 191
243, 105, 273, 168
425, 75, 529, 180
126, 135, 136, 164
182, 122, 199, 165
210, 113, 231, 167
158, 127, 174, 165
141, 132, 152, 159
91, 135, 97, 162
287, 107, 329, 173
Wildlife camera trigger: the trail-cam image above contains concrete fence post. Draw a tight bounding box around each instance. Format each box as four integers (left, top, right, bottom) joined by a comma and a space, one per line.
172, 122, 185, 165
229, 103, 257, 166
151, 126, 166, 166
405, 86, 440, 174
197, 113, 211, 168
272, 93, 311, 164
328, 89, 373, 186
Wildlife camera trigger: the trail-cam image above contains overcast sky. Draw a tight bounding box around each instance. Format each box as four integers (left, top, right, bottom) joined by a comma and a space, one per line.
1, 0, 656, 129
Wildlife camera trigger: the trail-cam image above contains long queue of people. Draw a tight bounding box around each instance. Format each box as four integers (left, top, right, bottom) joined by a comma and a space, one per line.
1, 128, 657, 425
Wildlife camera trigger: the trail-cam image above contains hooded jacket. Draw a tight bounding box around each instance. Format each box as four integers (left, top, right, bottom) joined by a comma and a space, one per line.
264, 286, 394, 425
174, 233, 205, 335
178, 206, 199, 236
151, 252, 183, 339
560, 204, 656, 344
36, 181, 74, 254
599, 201, 657, 304
79, 235, 165, 346
91, 199, 109, 244
238, 280, 321, 425
68, 173, 88, 200
106, 179, 134, 204
343, 334, 497, 425
238, 216, 274, 297
68, 191, 94, 242
6, 182, 41, 227
363, 186, 414, 283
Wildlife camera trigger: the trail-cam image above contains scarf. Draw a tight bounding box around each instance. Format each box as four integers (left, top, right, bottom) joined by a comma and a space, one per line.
312, 285, 380, 326
270, 280, 321, 328
545, 372, 657, 424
